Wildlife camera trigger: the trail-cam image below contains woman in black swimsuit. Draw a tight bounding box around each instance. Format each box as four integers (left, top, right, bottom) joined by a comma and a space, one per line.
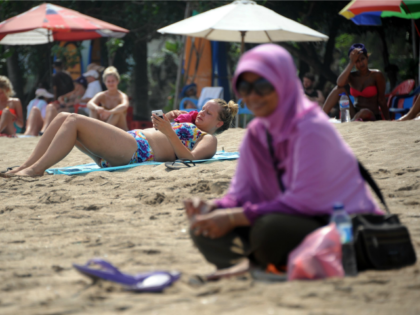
323, 43, 389, 121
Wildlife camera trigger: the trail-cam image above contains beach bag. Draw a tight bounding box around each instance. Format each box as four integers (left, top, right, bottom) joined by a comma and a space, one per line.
350, 164, 417, 270
287, 223, 344, 280
266, 131, 417, 272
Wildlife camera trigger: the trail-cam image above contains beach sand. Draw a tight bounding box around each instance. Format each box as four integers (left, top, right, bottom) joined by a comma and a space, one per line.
0, 121, 419, 315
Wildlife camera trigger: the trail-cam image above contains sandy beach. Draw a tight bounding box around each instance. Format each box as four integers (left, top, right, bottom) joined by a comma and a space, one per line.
1, 121, 420, 315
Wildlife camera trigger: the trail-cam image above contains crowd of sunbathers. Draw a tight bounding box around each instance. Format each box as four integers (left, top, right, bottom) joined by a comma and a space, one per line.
0, 43, 416, 278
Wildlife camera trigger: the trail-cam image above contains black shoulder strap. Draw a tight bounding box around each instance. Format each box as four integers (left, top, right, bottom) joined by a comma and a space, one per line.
266, 129, 391, 214
358, 161, 391, 214
266, 130, 285, 193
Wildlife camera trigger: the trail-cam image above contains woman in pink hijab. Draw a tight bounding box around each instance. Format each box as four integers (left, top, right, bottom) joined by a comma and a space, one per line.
184, 44, 382, 278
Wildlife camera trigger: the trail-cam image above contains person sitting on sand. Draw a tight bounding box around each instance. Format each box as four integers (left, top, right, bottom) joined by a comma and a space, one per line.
0, 76, 23, 136
58, 76, 87, 109
38, 76, 88, 136
80, 69, 102, 105
24, 88, 54, 136
302, 73, 324, 107
398, 96, 420, 121
3, 99, 238, 177
184, 44, 383, 279
87, 66, 129, 130
323, 43, 389, 121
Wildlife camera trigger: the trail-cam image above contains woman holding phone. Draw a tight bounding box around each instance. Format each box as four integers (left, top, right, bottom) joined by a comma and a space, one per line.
2, 99, 238, 177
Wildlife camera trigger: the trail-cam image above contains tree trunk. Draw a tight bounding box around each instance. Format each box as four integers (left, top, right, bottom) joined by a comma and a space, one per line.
377, 27, 390, 68
319, 17, 341, 89
133, 39, 149, 121
6, 46, 25, 103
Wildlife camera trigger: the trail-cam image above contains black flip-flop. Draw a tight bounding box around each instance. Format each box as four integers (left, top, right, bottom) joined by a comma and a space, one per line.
165, 159, 196, 170
0, 166, 20, 174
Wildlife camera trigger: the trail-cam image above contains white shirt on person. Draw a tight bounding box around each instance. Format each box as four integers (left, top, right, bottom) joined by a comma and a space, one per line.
27, 98, 48, 119
82, 80, 102, 100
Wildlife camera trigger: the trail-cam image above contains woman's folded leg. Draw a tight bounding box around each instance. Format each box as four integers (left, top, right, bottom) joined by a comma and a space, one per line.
250, 214, 326, 268
15, 113, 137, 176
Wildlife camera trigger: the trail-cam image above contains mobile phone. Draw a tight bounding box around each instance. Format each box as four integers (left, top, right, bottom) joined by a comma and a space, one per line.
151, 110, 164, 119
151, 110, 164, 130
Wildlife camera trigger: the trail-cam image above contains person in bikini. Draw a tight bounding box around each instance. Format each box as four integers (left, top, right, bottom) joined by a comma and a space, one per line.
0, 76, 23, 136
3, 99, 238, 177
323, 43, 390, 121
87, 66, 129, 130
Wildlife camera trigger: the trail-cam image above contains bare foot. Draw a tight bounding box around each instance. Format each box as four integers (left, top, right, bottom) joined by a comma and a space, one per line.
206, 259, 250, 281
14, 168, 44, 177
6, 167, 24, 174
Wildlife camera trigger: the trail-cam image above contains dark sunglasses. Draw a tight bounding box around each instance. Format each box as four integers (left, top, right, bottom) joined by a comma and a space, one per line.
236, 78, 274, 97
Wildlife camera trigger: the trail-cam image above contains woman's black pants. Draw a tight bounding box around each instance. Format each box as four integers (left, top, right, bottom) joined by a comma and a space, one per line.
190, 213, 328, 269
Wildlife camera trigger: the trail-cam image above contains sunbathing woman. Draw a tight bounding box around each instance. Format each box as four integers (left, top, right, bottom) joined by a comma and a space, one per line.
323, 43, 390, 121
87, 66, 129, 130
0, 76, 23, 135
3, 99, 238, 177
184, 44, 382, 279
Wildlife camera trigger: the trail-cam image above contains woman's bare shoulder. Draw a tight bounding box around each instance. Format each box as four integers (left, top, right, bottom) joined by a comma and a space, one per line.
370, 69, 384, 76
95, 91, 107, 99
9, 98, 22, 106
371, 70, 385, 80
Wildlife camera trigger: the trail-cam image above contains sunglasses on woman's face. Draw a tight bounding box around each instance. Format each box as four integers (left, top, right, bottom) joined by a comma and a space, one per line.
236, 78, 274, 97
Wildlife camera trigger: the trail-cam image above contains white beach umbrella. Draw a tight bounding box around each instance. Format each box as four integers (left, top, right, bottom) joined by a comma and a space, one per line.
158, 0, 328, 53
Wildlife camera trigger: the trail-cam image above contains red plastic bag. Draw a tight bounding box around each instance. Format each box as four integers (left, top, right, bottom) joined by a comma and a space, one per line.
287, 223, 344, 280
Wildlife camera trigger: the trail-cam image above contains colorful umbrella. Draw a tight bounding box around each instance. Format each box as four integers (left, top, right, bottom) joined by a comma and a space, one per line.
0, 3, 128, 45
340, 0, 420, 26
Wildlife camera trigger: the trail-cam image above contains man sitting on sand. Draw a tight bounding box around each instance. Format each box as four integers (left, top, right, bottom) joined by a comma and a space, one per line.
302, 73, 324, 107
80, 69, 102, 104
87, 66, 129, 130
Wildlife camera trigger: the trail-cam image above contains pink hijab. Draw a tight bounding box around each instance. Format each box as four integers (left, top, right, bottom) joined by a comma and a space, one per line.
215, 44, 382, 223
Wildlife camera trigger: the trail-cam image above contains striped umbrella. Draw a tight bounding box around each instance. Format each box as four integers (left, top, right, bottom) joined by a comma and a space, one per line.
339, 0, 420, 26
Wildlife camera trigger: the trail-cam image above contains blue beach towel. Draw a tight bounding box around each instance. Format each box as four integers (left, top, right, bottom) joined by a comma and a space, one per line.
46, 151, 239, 175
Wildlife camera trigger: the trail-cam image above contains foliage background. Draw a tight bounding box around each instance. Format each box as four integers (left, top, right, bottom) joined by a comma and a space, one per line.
0, 1, 417, 121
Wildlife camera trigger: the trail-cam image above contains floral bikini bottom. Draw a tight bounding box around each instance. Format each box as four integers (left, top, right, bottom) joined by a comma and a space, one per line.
99, 130, 155, 168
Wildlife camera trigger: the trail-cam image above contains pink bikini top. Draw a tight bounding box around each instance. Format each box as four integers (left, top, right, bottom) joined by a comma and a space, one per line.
350, 86, 378, 98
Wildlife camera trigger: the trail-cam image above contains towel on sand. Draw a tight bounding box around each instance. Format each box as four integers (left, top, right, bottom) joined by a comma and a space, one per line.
46, 151, 239, 175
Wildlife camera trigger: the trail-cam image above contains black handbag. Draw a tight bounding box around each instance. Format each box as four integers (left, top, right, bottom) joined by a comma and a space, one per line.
351, 163, 417, 270
266, 130, 417, 271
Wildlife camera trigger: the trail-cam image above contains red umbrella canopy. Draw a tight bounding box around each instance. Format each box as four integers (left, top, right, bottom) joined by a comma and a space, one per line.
0, 3, 129, 42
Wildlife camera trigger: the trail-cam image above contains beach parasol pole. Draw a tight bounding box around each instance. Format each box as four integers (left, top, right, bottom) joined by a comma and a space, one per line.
240, 31, 246, 54
48, 29, 53, 91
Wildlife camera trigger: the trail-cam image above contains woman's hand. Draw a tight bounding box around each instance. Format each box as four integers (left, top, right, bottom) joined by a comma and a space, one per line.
349, 48, 362, 64
166, 110, 187, 121
190, 210, 235, 239
184, 197, 217, 219
152, 113, 173, 136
